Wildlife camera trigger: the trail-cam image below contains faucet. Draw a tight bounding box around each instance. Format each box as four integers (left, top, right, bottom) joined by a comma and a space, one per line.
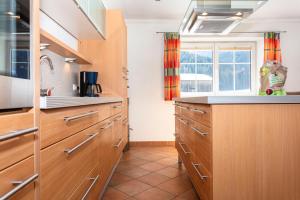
40, 55, 54, 70
40, 55, 54, 96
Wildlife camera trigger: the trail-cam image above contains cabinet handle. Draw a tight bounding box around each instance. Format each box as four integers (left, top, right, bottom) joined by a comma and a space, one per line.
190, 108, 206, 114
179, 142, 191, 155
64, 132, 99, 155
113, 115, 122, 122
64, 111, 98, 122
112, 105, 122, 109
81, 175, 100, 200
0, 127, 38, 142
0, 174, 38, 200
191, 127, 208, 137
178, 118, 188, 126
101, 122, 113, 130
192, 163, 208, 182
114, 139, 123, 149
177, 105, 189, 110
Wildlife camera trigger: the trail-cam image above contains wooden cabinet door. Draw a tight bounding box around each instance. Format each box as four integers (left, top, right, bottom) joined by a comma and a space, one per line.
0, 157, 36, 200
0, 112, 35, 171
40, 124, 100, 200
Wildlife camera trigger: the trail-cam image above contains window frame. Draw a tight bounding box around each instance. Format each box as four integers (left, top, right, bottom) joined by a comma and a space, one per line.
180, 42, 257, 97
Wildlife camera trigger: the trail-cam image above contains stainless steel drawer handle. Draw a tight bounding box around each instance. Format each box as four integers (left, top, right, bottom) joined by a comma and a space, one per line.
81, 175, 100, 200
0, 127, 38, 142
100, 122, 113, 130
64, 132, 99, 155
192, 163, 208, 182
113, 116, 122, 122
64, 111, 99, 122
178, 118, 188, 125
178, 105, 189, 110
190, 108, 206, 114
191, 127, 208, 137
112, 105, 122, 109
179, 142, 191, 155
0, 174, 38, 200
114, 139, 123, 149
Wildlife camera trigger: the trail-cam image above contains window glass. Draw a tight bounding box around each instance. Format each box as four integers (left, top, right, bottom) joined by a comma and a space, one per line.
180, 51, 195, 63
196, 51, 213, 63
181, 80, 196, 92
235, 64, 251, 90
180, 64, 196, 74
196, 64, 213, 76
219, 64, 234, 91
235, 51, 251, 63
219, 51, 234, 63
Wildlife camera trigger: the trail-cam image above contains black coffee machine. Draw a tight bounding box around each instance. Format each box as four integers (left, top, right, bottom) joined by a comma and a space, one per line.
80, 71, 102, 97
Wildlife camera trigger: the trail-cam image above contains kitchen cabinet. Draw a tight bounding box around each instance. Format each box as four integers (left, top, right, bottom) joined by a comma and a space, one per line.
174, 99, 300, 200
39, 102, 127, 200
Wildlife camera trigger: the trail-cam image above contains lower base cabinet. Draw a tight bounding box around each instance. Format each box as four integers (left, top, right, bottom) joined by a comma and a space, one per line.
40, 103, 127, 200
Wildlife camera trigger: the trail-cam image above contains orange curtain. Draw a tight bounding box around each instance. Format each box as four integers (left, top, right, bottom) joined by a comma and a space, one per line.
164, 33, 180, 101
264, 32, 282, 63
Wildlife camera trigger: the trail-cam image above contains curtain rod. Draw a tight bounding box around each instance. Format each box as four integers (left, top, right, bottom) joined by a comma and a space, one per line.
156, 31, 287, 34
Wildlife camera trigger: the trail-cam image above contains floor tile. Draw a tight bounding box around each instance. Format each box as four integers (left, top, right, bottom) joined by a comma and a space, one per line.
139, 162, 166, 172
138, 172, 170, 186
119, 167, 151, 178
174, 189, 200, 200
156, 166, 186, 178
156, 157, 178, 166
123, 158, 149, 166
115, 162, 137, 172
102, 187, 129, 200
157, 175, 192, 196
109, 172, 133, 187
134, 188, 175, 200
115, 180, 152, 196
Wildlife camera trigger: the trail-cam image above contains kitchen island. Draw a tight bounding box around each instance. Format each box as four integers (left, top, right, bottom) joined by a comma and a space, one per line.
173, 96, 300, 200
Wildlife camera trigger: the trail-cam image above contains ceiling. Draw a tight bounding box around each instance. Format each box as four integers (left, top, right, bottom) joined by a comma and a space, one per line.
103, 0, 300, 21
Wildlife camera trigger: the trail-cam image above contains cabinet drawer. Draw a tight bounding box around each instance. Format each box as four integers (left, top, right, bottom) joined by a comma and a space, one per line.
188, 120, 212, 172
40, 124, 100, 200
40, 104, 110, 149
0, 112, 35, 171
179, 103, 211, 127
190, 155, 212, 200
68, 167, 101, 200
110, 102, 123, 116
0, 156, 37, 200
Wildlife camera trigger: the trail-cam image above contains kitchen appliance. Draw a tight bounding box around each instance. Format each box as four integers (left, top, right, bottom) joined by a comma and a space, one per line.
0, 0, 33, 109
180, 0, 268, 35
80, 71, 102, 97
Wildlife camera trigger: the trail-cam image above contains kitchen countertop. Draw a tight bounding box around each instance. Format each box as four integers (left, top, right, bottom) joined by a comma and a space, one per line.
174, 96, 300, 104
40, 96, 123, 109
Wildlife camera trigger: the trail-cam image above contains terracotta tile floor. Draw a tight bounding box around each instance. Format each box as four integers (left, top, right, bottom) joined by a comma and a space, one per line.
102, 146, 199, 200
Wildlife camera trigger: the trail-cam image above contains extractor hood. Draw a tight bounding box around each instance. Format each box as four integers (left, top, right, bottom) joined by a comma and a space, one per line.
180, 0, 268, 35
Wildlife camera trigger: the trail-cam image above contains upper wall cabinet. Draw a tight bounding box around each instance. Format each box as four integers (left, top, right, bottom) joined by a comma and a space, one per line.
40, 0, 106, 40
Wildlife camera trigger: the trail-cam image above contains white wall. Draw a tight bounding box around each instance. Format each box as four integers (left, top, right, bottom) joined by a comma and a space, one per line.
40, 11, 80, 96
127, 19, 300, 142
127, 20, 180, 142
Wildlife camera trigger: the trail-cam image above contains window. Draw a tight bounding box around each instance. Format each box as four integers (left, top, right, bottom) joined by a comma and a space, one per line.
180, 43, 255, 96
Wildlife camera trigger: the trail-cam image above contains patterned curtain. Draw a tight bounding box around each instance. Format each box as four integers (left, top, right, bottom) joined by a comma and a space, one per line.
264, 32, 282, 63
164, 33, 181, 101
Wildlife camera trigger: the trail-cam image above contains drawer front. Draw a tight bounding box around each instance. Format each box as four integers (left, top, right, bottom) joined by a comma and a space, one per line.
188, 120, 212, 172
0, 112, 35, 171
68, 166, 101, 200
112, 115, 124, 163
179, 103, 211, 127
190, 155, 212, 200
122, 117, 129, 149
0, 156, 36, 200
110, 102, 123, 116
40, 124, 100, 200
40, 104, 110, 149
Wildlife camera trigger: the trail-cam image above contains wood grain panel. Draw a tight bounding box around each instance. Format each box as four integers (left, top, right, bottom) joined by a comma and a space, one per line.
40, 124, 100, 200
40, 104, 110, 149
0, 112, 35, 171
0, 157, 35, 200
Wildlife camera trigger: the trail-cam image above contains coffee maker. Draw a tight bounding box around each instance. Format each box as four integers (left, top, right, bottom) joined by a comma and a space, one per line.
80, 71, 102, 97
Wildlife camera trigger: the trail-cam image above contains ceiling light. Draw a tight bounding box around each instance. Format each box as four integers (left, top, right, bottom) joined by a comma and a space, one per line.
65, 58, 77, 63
202, 12, 208, 16
257, 1, 264, 5
236, 12, 242, 16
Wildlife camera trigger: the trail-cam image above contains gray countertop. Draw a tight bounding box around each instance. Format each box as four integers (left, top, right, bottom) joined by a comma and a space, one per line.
174, 96, 300, 104
40, 96, 123, 109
